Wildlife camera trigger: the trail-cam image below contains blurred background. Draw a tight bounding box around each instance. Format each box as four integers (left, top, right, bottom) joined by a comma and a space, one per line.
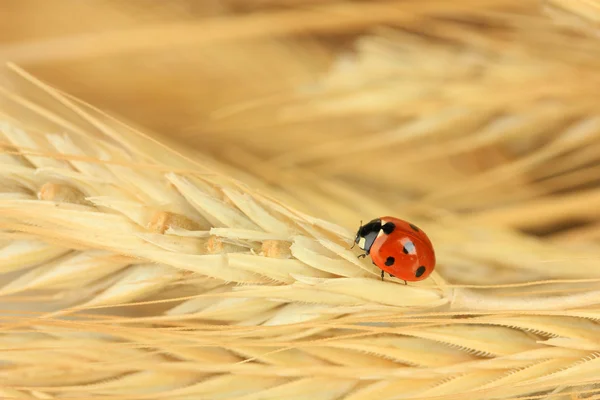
3, 0, 600, 280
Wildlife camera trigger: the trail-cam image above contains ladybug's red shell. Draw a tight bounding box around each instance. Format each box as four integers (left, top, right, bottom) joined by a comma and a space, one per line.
354, 216, 436, 282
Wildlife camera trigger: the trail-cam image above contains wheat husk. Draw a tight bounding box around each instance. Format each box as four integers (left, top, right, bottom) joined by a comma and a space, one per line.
3, 1, 600, 399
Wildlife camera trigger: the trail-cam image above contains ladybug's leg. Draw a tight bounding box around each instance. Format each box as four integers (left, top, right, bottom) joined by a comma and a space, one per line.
357, 253, 367, 259
388, 273, 395, 278
403, 280, 407, 285
381, 270, 384, 281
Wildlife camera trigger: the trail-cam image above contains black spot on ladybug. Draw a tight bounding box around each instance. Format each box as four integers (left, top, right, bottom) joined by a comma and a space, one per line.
382, 222, 395, 234
409, 223, 420, 232
385, 256, 395, 266
402, 240, 415, 255
415, 266, 426, 277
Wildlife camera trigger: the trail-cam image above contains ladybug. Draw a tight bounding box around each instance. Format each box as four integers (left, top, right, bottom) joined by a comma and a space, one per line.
352, 216, 436, 284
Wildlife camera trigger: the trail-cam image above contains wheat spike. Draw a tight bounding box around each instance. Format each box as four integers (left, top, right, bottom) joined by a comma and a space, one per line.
0, 63, 599, 400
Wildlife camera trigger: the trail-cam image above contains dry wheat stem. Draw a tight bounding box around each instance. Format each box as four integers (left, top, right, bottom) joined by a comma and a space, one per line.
0, 0, 519, 65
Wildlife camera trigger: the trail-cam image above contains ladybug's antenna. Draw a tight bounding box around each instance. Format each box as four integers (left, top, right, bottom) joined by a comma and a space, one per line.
350, 220, 362, 249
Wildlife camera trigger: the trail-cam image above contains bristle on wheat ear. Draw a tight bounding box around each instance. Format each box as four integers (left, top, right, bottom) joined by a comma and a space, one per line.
3, 3, 600, 399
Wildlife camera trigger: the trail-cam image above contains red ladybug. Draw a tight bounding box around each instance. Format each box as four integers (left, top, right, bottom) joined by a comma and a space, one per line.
353, 216, 436, 284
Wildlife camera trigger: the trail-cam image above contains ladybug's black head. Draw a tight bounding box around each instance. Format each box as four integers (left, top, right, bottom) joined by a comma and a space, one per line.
354, 218, 382, 253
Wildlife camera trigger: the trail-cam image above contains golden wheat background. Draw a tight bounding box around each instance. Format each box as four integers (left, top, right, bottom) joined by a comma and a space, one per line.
3, 0, 600, 399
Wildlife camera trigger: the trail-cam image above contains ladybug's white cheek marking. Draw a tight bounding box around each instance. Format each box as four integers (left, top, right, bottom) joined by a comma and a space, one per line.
358, 237, 366, 250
